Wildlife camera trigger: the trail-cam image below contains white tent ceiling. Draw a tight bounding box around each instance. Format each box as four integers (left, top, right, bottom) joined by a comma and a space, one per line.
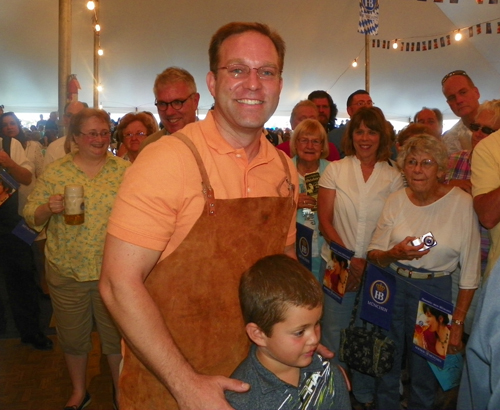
1, 0, 499, 124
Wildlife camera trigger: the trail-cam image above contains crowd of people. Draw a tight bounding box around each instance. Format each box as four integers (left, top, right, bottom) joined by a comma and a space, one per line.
1, 20, 499, 410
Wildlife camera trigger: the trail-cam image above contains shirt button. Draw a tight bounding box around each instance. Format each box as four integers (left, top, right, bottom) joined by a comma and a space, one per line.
247, 188, 251, 192
236, 154, 241, 158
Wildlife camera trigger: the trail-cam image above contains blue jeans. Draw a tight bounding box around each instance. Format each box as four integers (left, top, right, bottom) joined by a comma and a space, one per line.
376, 271, 452, 410
319, 258, 376, 404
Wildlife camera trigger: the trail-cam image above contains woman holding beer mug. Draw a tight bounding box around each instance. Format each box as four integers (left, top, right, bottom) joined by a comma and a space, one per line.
24, 108, 129, 410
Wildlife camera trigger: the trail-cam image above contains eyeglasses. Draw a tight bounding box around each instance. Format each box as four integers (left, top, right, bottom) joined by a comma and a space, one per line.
350, 100, 374, 108
79, 130, 111, 139
123, 132, 147, 139
441, 70, 468, 85
297, 138, 322, 146
155, 93, 194, 111
470, 123, 498, 136
218, 64, 282, 80
405, 159, 437, 169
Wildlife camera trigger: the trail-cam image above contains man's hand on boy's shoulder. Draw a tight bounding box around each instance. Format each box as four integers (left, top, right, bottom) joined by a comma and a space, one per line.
176, 374, 249, 410
316, 343, 334, 359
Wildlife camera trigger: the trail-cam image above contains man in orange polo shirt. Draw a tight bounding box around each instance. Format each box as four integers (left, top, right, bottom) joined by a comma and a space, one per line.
100, 22, 299, 410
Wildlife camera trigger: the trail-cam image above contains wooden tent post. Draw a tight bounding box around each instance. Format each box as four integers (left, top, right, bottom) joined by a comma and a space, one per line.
365, 34, 370, 93
58, 0, 71, 136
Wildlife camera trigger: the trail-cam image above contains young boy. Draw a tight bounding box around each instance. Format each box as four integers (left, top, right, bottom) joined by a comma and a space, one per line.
226, 254, 351, 410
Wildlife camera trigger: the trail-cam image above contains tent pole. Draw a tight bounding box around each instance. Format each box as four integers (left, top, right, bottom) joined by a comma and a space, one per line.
365, 34, 370, 93
58, 0, 71, 137
93, 0, 100, 108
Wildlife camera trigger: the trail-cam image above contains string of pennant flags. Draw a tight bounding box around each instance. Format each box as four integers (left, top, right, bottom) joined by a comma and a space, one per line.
371, 19, 500, 51
417, 0, 498, 3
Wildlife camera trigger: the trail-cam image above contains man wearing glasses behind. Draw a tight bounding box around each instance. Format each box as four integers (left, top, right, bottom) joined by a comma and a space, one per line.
441, 70, 481, 155
140, 66, 200, 149
100, 22, 301, 410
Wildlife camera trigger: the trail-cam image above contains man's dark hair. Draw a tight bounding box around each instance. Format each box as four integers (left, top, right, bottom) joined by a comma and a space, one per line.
307, 90, 338, 123
346, 90, 370, 108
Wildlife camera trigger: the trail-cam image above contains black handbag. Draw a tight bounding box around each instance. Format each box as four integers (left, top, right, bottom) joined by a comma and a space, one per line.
339, 273, 396, 378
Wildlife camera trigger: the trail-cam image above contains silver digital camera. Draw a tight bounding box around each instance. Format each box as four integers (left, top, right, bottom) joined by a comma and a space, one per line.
411, 232, 437, 251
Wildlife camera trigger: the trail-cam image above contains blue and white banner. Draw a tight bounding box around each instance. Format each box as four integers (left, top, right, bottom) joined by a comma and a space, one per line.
360, 263, 396, 330
358, 0, 379, 35
296, 222, 313, 271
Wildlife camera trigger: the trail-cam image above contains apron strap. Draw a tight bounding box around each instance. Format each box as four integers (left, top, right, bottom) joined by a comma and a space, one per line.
171, 132, 216, 216
274, 148, 295, 198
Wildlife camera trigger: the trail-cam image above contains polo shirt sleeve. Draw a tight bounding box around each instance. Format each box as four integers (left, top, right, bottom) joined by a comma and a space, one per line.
471, 133, 500, 197
107, 137, 205, 252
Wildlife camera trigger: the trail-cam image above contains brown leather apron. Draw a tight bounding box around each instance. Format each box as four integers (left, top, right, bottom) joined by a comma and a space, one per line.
119, 133, 296, 409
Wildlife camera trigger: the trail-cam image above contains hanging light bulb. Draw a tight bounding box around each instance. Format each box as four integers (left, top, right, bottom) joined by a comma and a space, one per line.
95, 24, 101, 32
87, 1, 95, 10
97, 84, 103, 92
392, 40, 398, 49
455, 30, 462, 41
99, 104, 103, 109
352, 59, 358, 68
98, 48, 104, 56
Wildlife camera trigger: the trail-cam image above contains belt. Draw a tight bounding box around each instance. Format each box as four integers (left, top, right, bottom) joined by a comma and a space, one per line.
389, 263, 450, 280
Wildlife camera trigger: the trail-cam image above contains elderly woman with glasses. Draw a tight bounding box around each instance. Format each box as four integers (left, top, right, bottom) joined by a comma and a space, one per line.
116, 112, 159, 163
24, 108, 130, 410
290, 119, 331, 280
317, 107, 404, 408
366, 135, 480, 409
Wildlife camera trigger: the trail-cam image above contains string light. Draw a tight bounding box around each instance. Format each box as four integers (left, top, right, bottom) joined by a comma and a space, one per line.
86, 1, 95, 10
454, 30, 462, 41
392, 40, 399, 49
95, 24, 101, 32
98, 48, 104, 56
97, 84, 103, 92
352, 59, 358, 68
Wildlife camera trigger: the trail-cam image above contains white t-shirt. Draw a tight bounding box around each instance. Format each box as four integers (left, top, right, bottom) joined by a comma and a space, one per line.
368, 187, 480, 289
1, 138, 34, 215
44, 136, 67, 169
319, 156, 404, 260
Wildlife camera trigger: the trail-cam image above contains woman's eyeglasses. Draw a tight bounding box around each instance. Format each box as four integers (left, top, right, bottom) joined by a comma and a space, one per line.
405, 159, 437, 169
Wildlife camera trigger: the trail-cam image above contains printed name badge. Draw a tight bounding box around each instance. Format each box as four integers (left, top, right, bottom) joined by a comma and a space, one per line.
296, 222, 313, 271
360, 263, 396, 330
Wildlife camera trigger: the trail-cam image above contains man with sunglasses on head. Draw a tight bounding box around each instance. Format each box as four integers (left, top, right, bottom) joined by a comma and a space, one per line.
101, 22, 301, 410
441, 70, 481, 155
140, 67, 200, 150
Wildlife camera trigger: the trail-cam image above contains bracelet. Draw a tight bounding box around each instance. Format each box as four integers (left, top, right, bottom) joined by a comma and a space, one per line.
451, 319, 465, 326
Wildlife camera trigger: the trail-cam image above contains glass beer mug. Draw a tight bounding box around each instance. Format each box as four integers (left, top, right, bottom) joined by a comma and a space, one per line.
64, 184, 85, 225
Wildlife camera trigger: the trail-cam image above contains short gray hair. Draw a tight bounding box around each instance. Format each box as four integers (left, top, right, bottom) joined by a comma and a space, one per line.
397, 134, 448, 173
476, 99, 500, 126
153, 67, 197, 97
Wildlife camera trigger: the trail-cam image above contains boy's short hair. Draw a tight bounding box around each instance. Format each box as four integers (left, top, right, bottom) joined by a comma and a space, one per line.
239, 254, 323, 337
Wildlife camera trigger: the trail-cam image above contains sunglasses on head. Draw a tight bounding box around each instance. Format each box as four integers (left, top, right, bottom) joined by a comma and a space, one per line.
441, 70, 469, 85
470, 123, 497, 135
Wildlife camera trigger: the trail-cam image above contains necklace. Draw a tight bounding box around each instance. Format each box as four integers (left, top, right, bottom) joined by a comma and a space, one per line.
339, 272, 348, 285
436, 330, 449, 351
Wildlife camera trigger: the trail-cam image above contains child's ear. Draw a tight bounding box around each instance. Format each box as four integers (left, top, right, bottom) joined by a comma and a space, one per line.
246, 322, 268, 347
